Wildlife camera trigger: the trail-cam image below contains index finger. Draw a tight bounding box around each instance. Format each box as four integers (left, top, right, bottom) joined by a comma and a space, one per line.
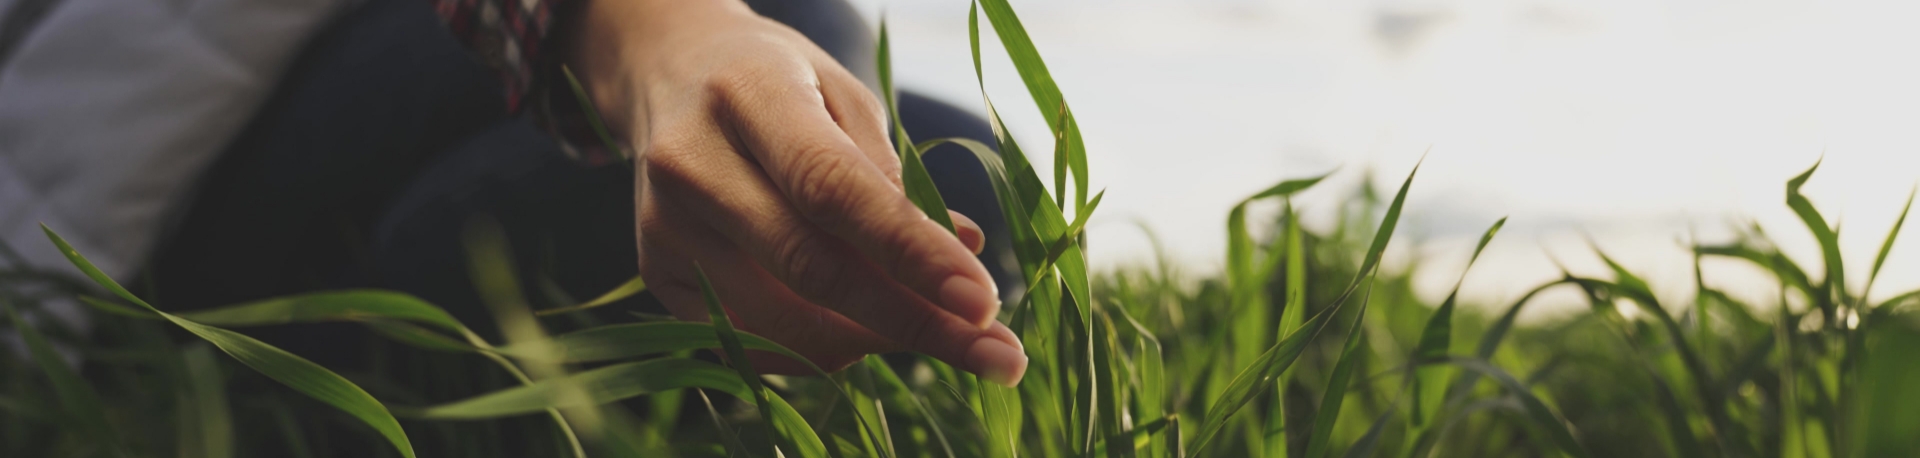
717, 71, 1002, 328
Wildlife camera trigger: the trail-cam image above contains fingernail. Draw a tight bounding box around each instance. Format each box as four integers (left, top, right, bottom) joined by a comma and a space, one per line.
965, 337, 1028, 387
940, 275, 1001, 328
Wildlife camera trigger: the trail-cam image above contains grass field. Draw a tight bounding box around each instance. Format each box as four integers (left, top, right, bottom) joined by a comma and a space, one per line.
4, 1, 1919, 457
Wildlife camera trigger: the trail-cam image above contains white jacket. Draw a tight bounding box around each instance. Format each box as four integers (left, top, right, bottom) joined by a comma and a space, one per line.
0, 0, 349, 285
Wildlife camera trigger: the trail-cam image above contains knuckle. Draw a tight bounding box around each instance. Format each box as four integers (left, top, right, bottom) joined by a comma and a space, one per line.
789, 151, 864, 225
642, 142, 695, 181
771, 231, 855, 303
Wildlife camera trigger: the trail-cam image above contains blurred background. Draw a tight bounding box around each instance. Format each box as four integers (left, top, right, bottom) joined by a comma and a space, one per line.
852, 0, 1920, 320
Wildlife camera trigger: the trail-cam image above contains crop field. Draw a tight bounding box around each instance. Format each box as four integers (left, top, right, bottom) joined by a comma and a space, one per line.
3, 1, 1918, 457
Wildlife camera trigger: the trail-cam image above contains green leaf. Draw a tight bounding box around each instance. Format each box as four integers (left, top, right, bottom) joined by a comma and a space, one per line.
407, 358, 743, 419
965, 1, 1090, 346
3, 295, 125, 456
1303, 290, 1371, 458
878, 18, 955, 233
975, 0, 1088, 210
560, 65, 627, 162
1787, 160, 1849, 308
1408, 218, 1505, 426
1189, 160, 1421, 456
1340, 407, 1396, 458
176, 344, 234, 458
43, 225, 415, 458
534, 275, 647, 316
1864, 188, 1914, 303
695, 265, 824, 457
498, 322, 810, 369
1438, 357, 1592, 458
178, 290, 464, 333
863, 356, 957, 458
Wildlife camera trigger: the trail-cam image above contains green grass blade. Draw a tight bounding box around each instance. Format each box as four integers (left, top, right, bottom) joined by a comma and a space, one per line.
863, 356, 957, 458
1697, 243, 1818, 301
534, 274, 647, 316
560, 65, 627, 162
1116, 307, 1167, 449
1303, 292, 1372, 458
43, 225, 416, 458
1648, 371, 1709, 457
879, 18, 955, 233
78, 294, 162, 320
1856, 315, 1920, 456
694, 265, 826, 457
695, 389, 754, 458
763, 388, 830, 458
1863, 187, 1914, 303
1440, 357, 1591, 458
696, 265, 787, 457
1339, 407, 1397, 458
980, 380, 1025, 458
1093, 311, 1125, 457
174, 290, 465, 333
965, 0, 1091, 333
1787, 160, 1849, 307
498, 322, 803, 365
365, 320, 480, 352
3, 295, 125, 456
1408, 218, 1505, 426
975, 0, 1087, 210
1191, 160, 1420, 456
1189, 274, 1358, 456
177, 344, 234, 458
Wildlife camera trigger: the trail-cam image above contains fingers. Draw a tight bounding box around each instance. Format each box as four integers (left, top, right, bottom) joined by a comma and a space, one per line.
641, 116, 1025, 383
637, 189, 895, 373
950, 210, 985, 255
720, 73, 1002, 327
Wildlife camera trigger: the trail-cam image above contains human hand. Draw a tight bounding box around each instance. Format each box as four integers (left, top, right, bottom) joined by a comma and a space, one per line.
567, 0, 1026, 385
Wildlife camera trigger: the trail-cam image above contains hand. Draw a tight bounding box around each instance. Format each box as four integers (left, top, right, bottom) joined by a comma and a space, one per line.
567, 0, 1026, 385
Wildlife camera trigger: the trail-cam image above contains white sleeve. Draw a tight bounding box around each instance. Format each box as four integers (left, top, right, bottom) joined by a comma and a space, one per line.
0, 0, 350, 286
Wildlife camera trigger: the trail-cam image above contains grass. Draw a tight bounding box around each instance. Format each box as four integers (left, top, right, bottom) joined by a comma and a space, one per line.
4, 0, 1920, 456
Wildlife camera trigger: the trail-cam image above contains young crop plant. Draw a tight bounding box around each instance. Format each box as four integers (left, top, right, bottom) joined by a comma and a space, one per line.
3, 1, 1919, 457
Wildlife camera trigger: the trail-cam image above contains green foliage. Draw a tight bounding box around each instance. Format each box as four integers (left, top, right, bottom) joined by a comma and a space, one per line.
2, 2, 1916, 457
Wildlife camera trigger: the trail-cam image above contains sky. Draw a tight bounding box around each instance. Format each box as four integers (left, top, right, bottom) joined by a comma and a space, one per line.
847, 0, 1920, 319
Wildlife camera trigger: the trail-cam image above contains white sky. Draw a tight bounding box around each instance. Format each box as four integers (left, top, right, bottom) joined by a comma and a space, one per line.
849, 0, 1920, 318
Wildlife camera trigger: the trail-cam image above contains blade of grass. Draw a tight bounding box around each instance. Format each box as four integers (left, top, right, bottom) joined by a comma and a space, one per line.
696, 388, 755, 458
1787, 160, 1848, 310
560, 65, 627, 162
862, 356, 957, 458
1862, 187, 1913, 305
975, 0, 1087, 210
878, 18, 954, 233
496, 322, 807, 366
534, 275, 647, 316
462, 219, 591, 457
1438, 357, 1590, 458
177, 343, 234, 458
405, 358, 745, 419
2, 295, 125, 456
696, 265, 826, 458
43, 225, 415, 458
1408, 218, 1506, 427
1190, 159, 1421, 456
1303, 284, 1373, 458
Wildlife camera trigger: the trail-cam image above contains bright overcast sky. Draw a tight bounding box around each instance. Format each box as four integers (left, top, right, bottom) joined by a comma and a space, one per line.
849, 0, 1920, 317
